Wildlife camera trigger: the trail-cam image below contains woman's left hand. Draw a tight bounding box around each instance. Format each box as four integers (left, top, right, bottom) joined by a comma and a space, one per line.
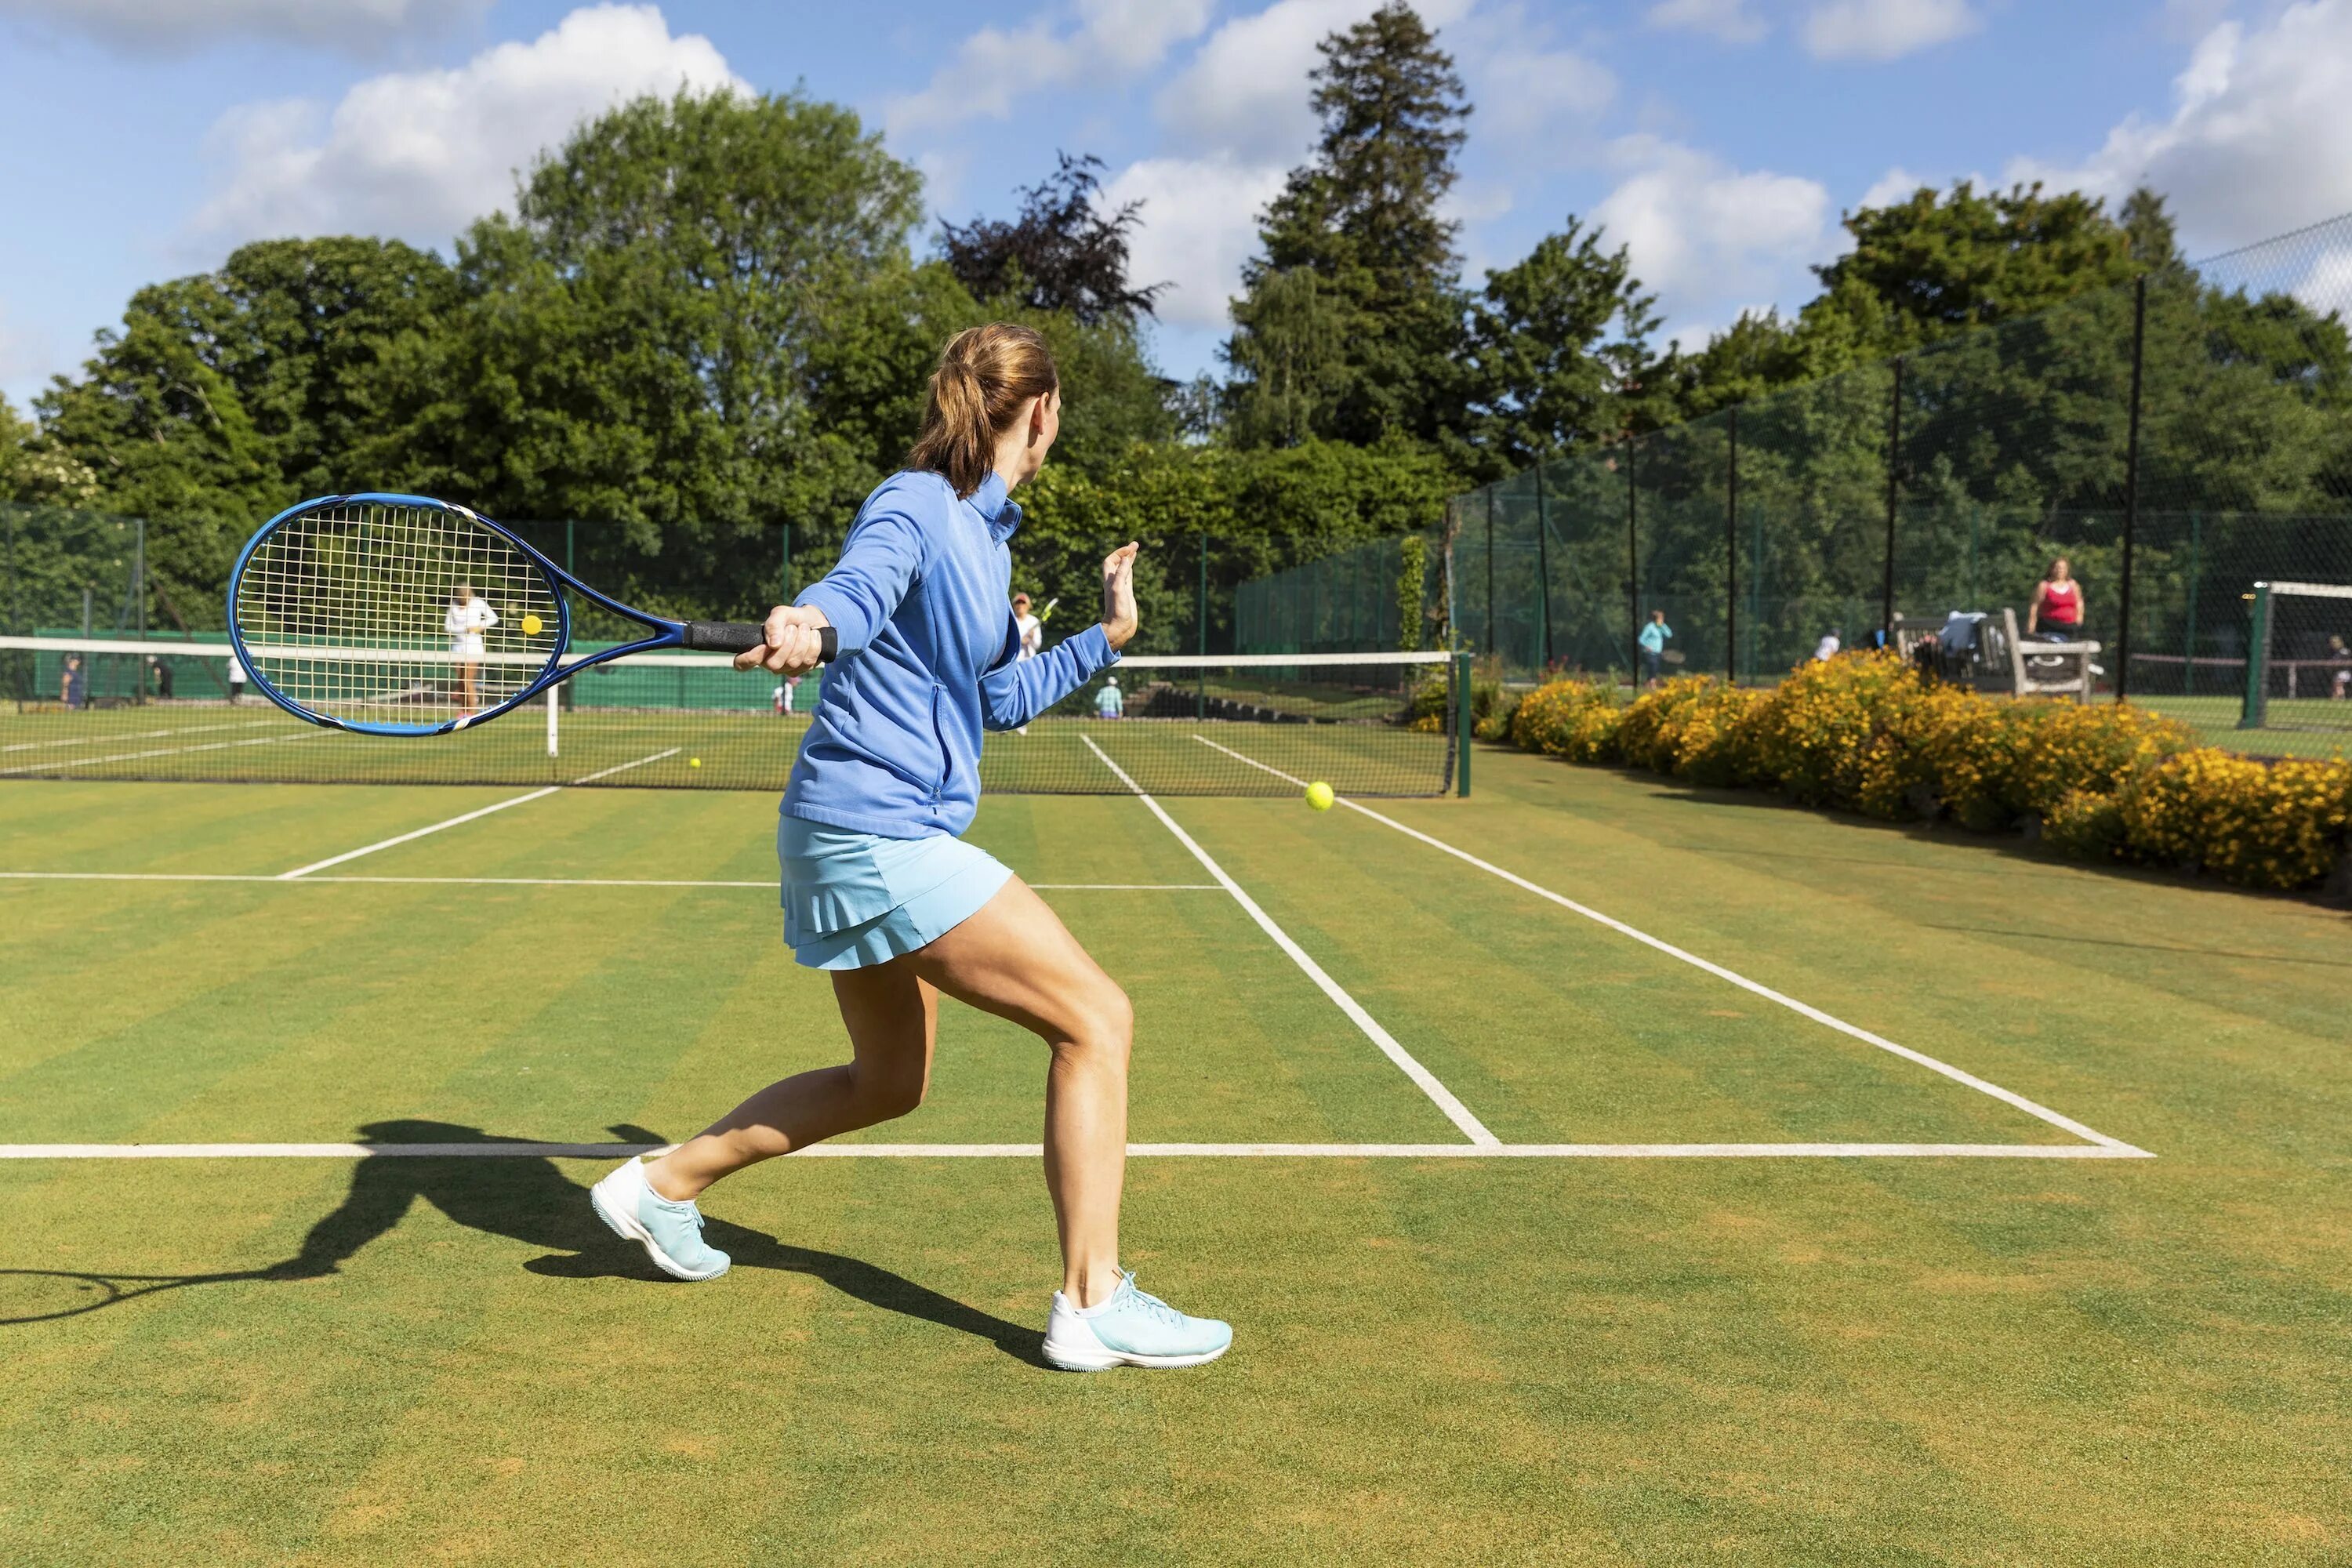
1100, 542, 1140, 652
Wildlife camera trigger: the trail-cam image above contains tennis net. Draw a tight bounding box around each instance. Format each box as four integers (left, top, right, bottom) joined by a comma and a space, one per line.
0, 637, 1467, 796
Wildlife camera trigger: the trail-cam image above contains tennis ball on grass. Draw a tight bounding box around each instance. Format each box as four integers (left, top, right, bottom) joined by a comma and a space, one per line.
1305, 781, 1335, 811
521, 613, 543, 636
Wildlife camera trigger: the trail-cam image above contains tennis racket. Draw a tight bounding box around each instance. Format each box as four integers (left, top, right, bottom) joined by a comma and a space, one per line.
227, 493, 835, 735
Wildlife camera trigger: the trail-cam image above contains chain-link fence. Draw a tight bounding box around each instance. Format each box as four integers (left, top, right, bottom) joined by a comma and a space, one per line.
1432, 211, 2352, 756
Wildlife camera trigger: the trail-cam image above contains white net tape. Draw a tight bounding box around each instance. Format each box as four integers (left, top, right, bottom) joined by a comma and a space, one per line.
233, 500, 561, 722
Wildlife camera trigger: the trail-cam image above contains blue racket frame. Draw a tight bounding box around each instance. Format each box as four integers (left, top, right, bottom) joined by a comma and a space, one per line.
230, 492, 727, 737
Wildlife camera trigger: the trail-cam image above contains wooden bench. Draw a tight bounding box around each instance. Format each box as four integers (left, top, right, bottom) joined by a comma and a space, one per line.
1890, 611, 2100, 702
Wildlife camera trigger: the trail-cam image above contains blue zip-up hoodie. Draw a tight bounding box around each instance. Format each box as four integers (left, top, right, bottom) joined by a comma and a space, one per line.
783, 469, 1116, 837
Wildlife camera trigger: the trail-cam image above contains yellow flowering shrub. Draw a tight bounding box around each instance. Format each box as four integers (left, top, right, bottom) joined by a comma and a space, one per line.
1484, 651, 2352, 892
2115, 750, 2352, 891
1508, 679, 1624, 763
1614, 676, 1762, 787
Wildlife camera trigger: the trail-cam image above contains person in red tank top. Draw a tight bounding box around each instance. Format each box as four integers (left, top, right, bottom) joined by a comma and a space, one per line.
2030, 557, 2085, 641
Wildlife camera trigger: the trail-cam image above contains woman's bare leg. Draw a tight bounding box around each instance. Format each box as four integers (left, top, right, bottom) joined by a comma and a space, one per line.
907, 878, 1131, 1308
642, 966, 937, 1201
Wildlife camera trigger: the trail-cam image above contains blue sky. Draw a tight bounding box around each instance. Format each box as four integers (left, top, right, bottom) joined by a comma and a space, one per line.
5, 0, 2350, 412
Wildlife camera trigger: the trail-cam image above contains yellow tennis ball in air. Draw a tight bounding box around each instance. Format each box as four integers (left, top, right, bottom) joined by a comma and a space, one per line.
1305, 781, 1335, 812
521, 613, 543, 636
688, 757, 702, 768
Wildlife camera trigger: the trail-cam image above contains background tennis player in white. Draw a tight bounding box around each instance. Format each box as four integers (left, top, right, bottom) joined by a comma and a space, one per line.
445, 584, 498, 713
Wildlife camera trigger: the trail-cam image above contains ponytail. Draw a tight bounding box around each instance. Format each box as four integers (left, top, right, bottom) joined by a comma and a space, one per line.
907, 324, 1060, 497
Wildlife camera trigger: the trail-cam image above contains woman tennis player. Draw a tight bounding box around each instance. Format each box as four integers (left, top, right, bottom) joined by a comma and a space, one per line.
592, 324, 1231, 1371
445, 583, 497, 713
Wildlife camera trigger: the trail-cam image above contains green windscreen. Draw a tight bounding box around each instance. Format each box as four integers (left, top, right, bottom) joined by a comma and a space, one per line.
1, 636, 1460, 797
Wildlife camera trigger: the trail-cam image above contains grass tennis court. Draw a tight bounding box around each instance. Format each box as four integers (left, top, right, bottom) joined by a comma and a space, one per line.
5, 746, 2350, 1562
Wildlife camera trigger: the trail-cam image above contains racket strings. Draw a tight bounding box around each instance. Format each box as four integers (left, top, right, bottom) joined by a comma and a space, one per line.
234, 502, 561, 721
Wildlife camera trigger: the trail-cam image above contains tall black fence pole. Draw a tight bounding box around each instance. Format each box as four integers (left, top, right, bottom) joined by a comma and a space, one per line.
1534, 466, 1554, 671
1484, 486, 1496, 658
1882, 357, 1904, 641
2117, 274, 2148, 704
1626, 438, 1641, 684
1726, 408, 1739, 683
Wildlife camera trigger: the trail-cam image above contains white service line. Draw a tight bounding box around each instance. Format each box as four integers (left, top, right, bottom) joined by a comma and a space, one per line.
0, 870, 1218, 891
1194, 735, 2149, 1157
275, 789, 561, 879
0, 729, 318, 776
0, 1140, 2145, 1160
270, 747, 681, 880
2, 720, 275, 753
568, 746, 681, 784
1083, 735, 1499, 1147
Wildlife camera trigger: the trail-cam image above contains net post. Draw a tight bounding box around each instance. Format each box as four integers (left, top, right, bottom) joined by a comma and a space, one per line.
546, 685, 560, 758
1624, 441, 1640, 688
1534, 464, 1553, 673
1454, 650, 1472, 797
2241, 582, 2272, 729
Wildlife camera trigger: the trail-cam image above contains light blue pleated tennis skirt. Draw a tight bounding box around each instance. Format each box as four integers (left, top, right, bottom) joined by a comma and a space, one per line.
778, 815, 1013, 970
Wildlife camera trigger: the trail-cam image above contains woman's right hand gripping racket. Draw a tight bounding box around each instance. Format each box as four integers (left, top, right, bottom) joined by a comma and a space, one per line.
227, 493, 835, 735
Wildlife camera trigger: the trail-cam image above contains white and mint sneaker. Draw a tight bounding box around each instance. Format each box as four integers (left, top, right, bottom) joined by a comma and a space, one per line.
1042, 1271, 1231, 1370
589, 1159, 730, 1281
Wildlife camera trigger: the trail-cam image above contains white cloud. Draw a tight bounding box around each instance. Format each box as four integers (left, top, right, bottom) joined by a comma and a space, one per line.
1645, 0, 1768, 45
1478, 46, 1617, 142
1156, 0, 1474, 160
886, 0, 1216, 136
1859, 165, 1927, 209
2008, 2, 2352, 249
186, 5, 741, 252
1803, 0, 1977, 61
1102, 157, 1290, 328
1592, 136, 1835, 335
0, 0, 486, 55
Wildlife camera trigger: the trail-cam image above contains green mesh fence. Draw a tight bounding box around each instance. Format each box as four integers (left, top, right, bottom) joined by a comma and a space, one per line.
1428, 211, 2352, 757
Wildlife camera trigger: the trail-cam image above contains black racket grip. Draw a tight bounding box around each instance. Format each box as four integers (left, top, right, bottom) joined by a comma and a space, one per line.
680, 621, 838, 662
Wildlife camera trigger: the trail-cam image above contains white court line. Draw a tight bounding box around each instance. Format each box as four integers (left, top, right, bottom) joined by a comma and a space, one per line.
0, 871, 1219, 891
0, 1140, 2146, 1160
276, 788, 561, 879
570, 746, 680, 785
1083, 735, 1500, 1147
1194, 735, 2151, 1158
270, 747, 679, 880
2, 720, 274, 754
0, 729, 318, 777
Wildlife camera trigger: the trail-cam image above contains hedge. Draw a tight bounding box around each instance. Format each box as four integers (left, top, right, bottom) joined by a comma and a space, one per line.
1483, 655, 2352, 893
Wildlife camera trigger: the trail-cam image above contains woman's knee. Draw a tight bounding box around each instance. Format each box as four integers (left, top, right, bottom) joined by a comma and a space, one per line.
849, 1057, 929, 1120
1057, 979, 1133, 1065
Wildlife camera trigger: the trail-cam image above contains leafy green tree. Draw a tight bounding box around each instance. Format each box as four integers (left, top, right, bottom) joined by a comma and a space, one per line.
1462, 218, 1661, 474
1225, 2, 1470, 449
1806, 180, 2140, 358
941, 154, 1164, 325
0, 396, 96, 506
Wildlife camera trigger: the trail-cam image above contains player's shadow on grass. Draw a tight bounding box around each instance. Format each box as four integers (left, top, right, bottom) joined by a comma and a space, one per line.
285, 1120, 1050, 1367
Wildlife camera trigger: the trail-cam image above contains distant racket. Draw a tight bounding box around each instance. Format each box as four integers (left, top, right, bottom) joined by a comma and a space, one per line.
228, 493, 835, 735
1037, 597, 1059, 622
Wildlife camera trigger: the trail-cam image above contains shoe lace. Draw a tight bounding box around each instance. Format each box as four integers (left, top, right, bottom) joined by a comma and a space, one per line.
1116, 1272, 1183, 1327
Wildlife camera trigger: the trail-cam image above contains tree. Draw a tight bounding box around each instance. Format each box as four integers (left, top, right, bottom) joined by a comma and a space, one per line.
1462, 218, 1661, 474
0, 396, 96, 506
941, 154, 1164, 325
1225, 2, 1471, 449
1806, 180, 2140, 358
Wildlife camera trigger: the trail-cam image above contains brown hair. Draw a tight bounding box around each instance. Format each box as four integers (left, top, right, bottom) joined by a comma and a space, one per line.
906, 324, 1060, 497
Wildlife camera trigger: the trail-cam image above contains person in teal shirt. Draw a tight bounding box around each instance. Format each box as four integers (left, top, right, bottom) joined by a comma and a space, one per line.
1639, 609, 1672, 686
1094, 673, 1124, 718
